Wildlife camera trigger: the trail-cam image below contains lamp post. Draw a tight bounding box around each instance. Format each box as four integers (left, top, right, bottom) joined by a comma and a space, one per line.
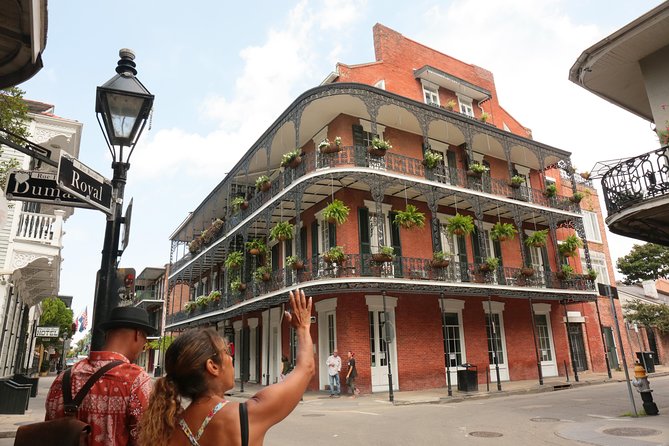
90, 49, 154, 351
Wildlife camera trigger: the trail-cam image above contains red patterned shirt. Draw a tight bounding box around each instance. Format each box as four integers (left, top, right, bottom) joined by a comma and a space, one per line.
45, 351, 152, 446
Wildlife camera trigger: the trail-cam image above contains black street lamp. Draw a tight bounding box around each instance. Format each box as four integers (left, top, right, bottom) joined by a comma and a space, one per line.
90, 49, 154, 351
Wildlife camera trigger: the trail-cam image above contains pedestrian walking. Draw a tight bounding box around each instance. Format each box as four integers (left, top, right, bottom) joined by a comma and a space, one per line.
326, 350, 341, 397
346, 351, 359, 397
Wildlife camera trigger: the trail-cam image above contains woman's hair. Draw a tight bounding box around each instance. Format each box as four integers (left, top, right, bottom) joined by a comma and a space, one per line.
138, 328, 225, 446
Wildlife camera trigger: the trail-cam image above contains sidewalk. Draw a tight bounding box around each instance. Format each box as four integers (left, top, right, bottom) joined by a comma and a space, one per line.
0, 367, 666, 440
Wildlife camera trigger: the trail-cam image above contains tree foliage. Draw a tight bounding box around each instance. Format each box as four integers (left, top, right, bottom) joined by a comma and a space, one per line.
146, 335, 173, 351
0, 87, 29, 189
623, 299, 669, 334
72, 331, 91, 357
616, 243, 669, 284
39, 297, 74, 346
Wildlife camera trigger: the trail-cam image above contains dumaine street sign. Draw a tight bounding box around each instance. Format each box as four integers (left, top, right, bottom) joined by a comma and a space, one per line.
57, 152, 113, 214
5, 170, 95, 209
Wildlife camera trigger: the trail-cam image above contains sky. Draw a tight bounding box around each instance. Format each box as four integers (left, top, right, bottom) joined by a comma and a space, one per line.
18, 0, 665, 340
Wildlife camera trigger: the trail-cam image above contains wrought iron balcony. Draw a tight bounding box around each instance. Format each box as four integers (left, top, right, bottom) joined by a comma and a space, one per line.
166, 254, 595, 326
601, 145, 669, 244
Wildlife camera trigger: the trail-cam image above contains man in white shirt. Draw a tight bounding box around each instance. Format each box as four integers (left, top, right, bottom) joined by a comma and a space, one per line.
325, 350, 342, 397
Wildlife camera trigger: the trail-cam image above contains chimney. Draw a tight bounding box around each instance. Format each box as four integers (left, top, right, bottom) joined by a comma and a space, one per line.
642, 279, 659, 299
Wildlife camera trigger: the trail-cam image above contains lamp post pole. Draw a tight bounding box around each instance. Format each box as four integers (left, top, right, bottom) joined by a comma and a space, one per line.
89, 49, 154, 351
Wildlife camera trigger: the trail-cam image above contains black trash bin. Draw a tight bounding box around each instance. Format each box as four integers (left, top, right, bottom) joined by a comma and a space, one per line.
457, 363, 478, 392
154, 365, 162, 377
636, 352, 656, 373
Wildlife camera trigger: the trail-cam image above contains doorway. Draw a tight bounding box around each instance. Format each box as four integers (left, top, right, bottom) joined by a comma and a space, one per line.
568, 323, 589, 371
602, 326, 619, 370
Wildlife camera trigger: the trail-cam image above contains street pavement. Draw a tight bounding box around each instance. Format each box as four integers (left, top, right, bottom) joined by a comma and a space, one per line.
0, 367, 667, 445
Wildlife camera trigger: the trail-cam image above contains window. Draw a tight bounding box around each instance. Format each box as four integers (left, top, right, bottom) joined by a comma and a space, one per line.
423, 83, 440, 107
581, 250, 610, 285
582, 211, 602, 243
442, 312, 462, 367
458, 96, 474, 117
485, 313, 504, 364
534, 314, 553, 361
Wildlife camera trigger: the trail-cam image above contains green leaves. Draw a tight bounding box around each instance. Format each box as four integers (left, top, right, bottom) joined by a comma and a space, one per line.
617, 243, 669, 284
39, 297, 74, 345
623, 299, 669, 334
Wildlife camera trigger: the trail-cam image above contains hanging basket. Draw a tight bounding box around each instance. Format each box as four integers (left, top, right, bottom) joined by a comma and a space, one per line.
372, 253, 393, 263
467, 170, 482, 178
289, 156, 302, 168
327, 217, 338, 225
249, 248, 261, 256
520, 267, 535, 277
508, 182, 522, 189
368, 147, 387, 157
237, 283, 247, 291
320, 143, 341, 154
261, 273, 271, 282
291, 260, 304, 271
479, 263, 492, 272
431, 259, 450, 268
259, 181, 271, 192
451, 228, 466, 236
556, 271, 567, 280
240, 200, 249, 210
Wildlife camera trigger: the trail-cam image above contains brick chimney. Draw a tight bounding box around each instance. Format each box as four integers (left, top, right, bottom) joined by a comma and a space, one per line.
642, 279, 659, 299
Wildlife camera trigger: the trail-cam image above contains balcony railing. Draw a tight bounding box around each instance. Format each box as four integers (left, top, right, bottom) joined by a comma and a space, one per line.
167, 254, 595, 326
602, 145, 669, 215
235, 146, 578, 229
135, 290, 162, 302
15, 211, 63, 246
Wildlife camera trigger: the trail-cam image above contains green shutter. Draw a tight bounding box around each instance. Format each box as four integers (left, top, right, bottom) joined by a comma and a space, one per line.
300, 227, 307, 260
389, 212, 403, 277
311, 220, 319, 271
272, 244, 280, 271
352, 124, 364, 148
359, 207, 371, 276
457, 235, 468, 281
471, 228, 482, 264
328, 222, 337, 248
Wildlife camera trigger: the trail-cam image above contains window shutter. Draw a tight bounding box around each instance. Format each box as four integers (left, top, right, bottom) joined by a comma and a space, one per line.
328, 223, 337, 248
352, 124, 364, 148
471, 228, 482, 264
272, 244, 280, 271
389, 212, 402, 277
300, 227, 307, 260
311, 220, 319, 271
540, 245, 550, 272
457, 234, 468, 281
493, 239, 503, 268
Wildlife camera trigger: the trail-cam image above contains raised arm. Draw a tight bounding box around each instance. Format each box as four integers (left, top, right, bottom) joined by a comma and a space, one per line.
246, 289, 315, 435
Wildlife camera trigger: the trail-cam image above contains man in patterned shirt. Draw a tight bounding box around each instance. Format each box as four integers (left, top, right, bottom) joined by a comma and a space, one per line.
46, 306, 155, 446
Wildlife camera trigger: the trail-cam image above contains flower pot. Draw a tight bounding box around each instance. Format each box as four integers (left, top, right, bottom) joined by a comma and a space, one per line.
496, 235, 509, 242
260, 182, 271, 192
240, 201, 249, 210
521, 267, 535, 277
451, 229, 466, 236
289, 156, 302, 168
372, 253, 393, 263
249, 248, 261, 256
368, 147, 387, 157
479, 263, 492, 272
467, 170, 482, 178
320, 143, 341, 154
261, 273, 271, 282
508, 182, 522, 189
327, 217, 338, 225
277, 235, 288, 242
556, 272, 567, 280
531, 242, 546, 248
291, 261, 304, 271
569, 196, 582, 203
431, 259, 450, 268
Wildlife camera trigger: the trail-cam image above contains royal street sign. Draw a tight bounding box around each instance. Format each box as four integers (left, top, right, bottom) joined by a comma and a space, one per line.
57, 152, 113, 214
36, 326, 60, 338
5, 170, 95, 209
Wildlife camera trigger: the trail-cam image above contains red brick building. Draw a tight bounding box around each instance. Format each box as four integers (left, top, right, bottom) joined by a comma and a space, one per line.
165, 24, 632, 393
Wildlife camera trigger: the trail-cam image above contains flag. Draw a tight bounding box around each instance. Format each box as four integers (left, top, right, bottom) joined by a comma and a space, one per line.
77, 307, 88, 333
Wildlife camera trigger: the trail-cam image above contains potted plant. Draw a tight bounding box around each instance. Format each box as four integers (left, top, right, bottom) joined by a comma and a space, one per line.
479, 111, 490, 123
569, 191, 585, 203
319, 136, 342, 154
184, 301, 197, 313
280, 148, 303, 168
520, 264, 535, 277
255, 175, 271, 192
393, 204, 426, 230
189, 237, 202, 254
446, 213, 475, 236
323, 246, 346, 264
254, 265, 272, 282
270, 221, 294, 241
657, 122, 669, 146
322, 199, 350, 225
586, 268, 598, 280
422, 150, 443, 169
509, 175, 525, 188
209, 290, 222, 302
225, 251, 244, 269
196, 295, 210, 308
431, 251, 451, 268
444, 99, 456, 111
558, 234, 583, 257
524, 229, 549, 248
232, 196, 248, 213
479, 256, 499, 272
556, 264, 574, 280
285, 255, 304, 271
368, 137, 392, 156
372, 245, 395, 263
490, 222, 517, 242
245, 239, 267, 256
230, 278, 246, 292
467, 161, 489, 178
543, 183, 557, 198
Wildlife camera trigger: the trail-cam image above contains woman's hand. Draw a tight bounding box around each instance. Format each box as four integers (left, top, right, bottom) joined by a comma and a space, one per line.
285, 288, 312, 330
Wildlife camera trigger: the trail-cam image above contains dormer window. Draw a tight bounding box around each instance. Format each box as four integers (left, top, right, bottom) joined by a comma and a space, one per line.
458, 95, 474, 117
421, 80, 440, 107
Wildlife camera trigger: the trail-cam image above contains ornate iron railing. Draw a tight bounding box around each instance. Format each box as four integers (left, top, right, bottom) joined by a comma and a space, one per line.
601, 145, 669, 215
166, 253, 595, 325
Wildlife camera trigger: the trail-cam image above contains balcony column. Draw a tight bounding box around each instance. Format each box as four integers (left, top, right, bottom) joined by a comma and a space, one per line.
511, 206, 528, 266
573, 219, 593, 272
293, 186, 304, 267
471, 196, 490, 259
502, 139, 514, 180
547, 217, 561, 268
52, 210, 65, 247
370, 182, 387, 247
537, 149, 547, 189
426, 190, 442, 253
292, 104, 305, 148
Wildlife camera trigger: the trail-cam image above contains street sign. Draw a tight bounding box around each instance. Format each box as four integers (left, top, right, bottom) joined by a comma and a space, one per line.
36, 326, 60, 337
121, 198, 133, 252
5, 169, 95, 209
57, 152, 113, 214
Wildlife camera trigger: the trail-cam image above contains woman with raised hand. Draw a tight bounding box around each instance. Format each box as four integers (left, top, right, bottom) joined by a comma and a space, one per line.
139, 289, 314, 446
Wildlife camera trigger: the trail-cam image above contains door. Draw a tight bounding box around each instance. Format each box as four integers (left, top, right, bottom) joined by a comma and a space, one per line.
646, 327, 660, 364
442, 311, 465, 385
369, 210, 393, 277
318, 311, 337, 390
568, 323, 589, 371
603, 326, 619, 369
369, 310, 398, 392
534, 314, 558, 377
486, 312, 509, 381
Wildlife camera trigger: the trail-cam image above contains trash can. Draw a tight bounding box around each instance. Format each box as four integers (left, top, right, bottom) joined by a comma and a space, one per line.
636, 352, 656, 373
154, 365, 162, 377
457, 363, 478, 392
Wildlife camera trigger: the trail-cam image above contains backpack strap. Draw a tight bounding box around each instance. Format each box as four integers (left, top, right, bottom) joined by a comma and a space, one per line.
239, 402, 248, 446
62, 360, 124, 415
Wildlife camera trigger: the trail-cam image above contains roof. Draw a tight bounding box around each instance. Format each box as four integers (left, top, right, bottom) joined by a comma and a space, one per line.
615, 281, 669, 305
0, 0, 48, 89
569, 2, 669, 121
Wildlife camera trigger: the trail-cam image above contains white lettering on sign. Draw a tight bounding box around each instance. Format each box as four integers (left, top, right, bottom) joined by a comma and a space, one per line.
70, 171, 104, 200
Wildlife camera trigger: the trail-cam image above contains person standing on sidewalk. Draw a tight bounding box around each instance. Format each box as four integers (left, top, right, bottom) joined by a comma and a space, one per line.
138, 288, 314, 446
326, 350, 342, 397
345, 351, 358, 397
45, 306, 155, 446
